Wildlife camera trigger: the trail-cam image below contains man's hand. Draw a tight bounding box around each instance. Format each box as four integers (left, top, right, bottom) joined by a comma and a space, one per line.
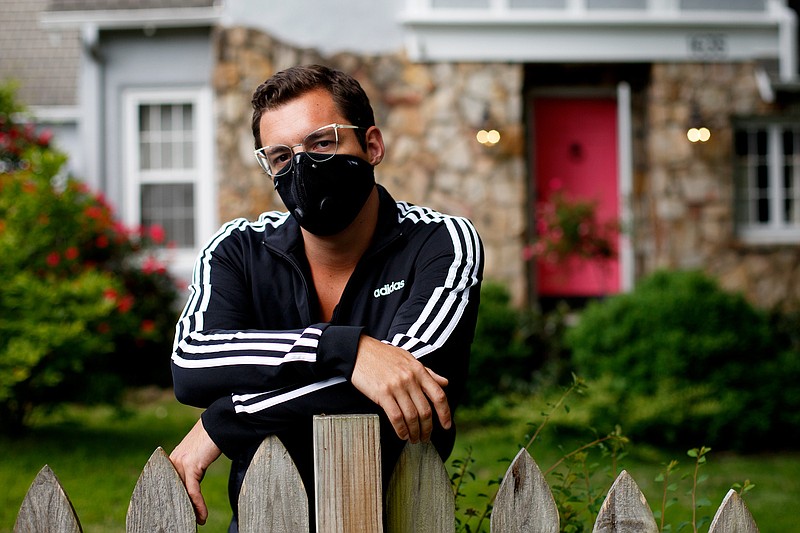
169, 418, 222, 525
350, 335, 451, 444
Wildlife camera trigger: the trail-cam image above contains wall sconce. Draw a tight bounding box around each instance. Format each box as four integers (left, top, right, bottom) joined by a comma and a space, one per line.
476, 105, 501, 146
476, 128, 500, 145
687, 103, 711, 143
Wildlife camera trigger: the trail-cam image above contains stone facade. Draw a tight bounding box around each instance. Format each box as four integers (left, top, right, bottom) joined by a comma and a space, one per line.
212, 27, 528, 301
213, 26, 800, 311
640, 63, 800, 311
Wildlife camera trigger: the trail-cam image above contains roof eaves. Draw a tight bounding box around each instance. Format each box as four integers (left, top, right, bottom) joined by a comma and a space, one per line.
39, 5, 222, 30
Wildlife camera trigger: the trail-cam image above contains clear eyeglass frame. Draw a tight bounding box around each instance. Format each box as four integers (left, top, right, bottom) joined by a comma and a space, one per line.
254, 123, 362, 178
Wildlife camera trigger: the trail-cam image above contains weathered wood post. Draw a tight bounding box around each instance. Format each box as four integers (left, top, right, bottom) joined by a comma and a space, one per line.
386, 441, 454, 532
593, 470, 658, 533
708, 489, 760, 533
126, 447, 195, 533
313, 414, 383, 532
491, 448, 559, 532
14, 465, 82, 533
238, 435, 310, 532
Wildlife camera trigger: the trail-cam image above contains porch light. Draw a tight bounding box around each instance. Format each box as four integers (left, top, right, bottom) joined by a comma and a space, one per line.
476, 128, 501, 145
687, 103, 711, 143
476, 104, 501, 146
687, 127, 711, 143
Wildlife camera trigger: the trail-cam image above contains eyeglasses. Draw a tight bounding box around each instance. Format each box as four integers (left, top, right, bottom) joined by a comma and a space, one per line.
254, 123, 362, 178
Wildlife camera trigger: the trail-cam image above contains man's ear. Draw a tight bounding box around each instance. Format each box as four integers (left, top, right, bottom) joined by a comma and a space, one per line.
365, 126, 385, 165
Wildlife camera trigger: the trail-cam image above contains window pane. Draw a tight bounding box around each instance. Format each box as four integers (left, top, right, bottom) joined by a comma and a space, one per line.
588, 0, 646, 9
756, 129, 768, 155
432, 0, 488, 7
510, 0, 566, 6
734, 122, 800, 233
734, 126, 769, 227
734, 129, 748, 156
162, 142, 174, 169
141, 183, 195, 247
182, 104, 193, 130
140, 105, 152, 132
160, 106, 172, 131
785, 128, 800, 225
680, 0, 764, 10
138, 102, 195, 171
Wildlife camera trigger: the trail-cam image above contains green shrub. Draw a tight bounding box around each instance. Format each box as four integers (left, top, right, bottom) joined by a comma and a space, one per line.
0, 83, 179, 432
565, 269, 798, 451
464, 282, 532, 406
464, 283, 572, 406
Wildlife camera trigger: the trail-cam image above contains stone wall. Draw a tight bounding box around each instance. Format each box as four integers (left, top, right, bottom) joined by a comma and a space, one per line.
212, 26, 528, 301
641, 62, 800, 310
212, 26, 800, 311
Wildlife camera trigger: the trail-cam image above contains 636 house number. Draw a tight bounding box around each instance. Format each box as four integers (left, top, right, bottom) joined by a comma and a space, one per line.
688, 34, 728, 57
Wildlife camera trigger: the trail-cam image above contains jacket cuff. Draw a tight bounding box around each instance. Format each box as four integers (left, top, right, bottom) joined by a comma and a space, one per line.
317, 325, 364, 379
201, 397, 261, 458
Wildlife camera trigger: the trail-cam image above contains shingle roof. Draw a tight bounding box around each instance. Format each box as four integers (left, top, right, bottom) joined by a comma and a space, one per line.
0, 0, 81, 107
0, 0, 220, 108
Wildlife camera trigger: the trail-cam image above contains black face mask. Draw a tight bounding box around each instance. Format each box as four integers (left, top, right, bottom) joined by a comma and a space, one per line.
275, 152, 376, 236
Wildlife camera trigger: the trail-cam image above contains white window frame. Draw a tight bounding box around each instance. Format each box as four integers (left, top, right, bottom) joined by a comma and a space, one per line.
735, 120, 800, 244
122, 87, 215, 278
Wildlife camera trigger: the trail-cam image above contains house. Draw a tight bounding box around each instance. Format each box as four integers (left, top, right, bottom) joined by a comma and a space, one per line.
3, 0, 800, 310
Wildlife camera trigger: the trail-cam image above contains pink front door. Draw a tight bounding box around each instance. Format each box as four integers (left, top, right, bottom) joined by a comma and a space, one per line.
532, 97, 620, 297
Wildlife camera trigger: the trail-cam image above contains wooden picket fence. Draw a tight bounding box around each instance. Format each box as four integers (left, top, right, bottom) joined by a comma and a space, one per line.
15, 414, 759, 532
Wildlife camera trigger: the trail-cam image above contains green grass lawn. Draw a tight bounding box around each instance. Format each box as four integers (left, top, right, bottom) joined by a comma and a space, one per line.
2, 390, 798, 532
450, 396, 800, 532
0, 389, 233, 533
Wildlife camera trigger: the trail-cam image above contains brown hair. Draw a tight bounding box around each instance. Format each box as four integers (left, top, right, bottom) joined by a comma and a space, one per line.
251, 64, 374, 151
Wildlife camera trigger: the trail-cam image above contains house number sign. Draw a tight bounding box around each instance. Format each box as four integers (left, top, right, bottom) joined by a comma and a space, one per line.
688, 33, 728, 58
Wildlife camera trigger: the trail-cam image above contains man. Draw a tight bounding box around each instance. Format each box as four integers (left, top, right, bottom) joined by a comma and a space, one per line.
168, 64, 483, 530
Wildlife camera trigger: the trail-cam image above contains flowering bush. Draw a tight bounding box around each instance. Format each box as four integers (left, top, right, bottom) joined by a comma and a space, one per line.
525, 192, 618, 265
0, 83, 179, 432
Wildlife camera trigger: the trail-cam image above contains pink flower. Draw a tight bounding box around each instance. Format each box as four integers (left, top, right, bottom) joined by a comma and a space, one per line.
147, 224, 166, 245
46, 251, 60, 267
142, 255, 167, 275
96, 234, 109, 248
37, 130, 53, 146
85, 206, 105, 220
117, 294, 134, 313
522, 245, 535, 261
65, 247, 79, 261
103, 288, 118, 302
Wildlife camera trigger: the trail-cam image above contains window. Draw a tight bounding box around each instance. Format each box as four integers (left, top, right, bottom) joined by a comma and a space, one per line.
123, 89, 214, 278
137, 102, 197, 247
680, 0, 764, 11
734, 121, 800, 243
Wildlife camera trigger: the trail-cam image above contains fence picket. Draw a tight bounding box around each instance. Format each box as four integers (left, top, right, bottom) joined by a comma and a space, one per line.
313, 414, 383, 532
491, 448, 559, 532
15, 416, 765, 532
386, 441, 454, 532
593, 470, 658, 533
238, 434, 309, 532
14, 465, 82, 533
708, 489, 760, 533
125, 447, 195, 533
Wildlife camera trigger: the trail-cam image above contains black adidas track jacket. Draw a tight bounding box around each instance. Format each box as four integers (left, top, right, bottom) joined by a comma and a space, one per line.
171, 185, 483, 516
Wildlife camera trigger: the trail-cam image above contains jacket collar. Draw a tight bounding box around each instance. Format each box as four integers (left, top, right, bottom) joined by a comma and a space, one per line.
262, 184, 404, 257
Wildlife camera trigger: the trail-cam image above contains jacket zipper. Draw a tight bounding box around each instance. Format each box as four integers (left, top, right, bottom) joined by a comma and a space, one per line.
332, 231, 404, 323
262, 242, 314, 324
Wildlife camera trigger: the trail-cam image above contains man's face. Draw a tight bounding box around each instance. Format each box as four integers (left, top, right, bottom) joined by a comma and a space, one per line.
258, 88, 370, 163
257, 88, 384, 236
